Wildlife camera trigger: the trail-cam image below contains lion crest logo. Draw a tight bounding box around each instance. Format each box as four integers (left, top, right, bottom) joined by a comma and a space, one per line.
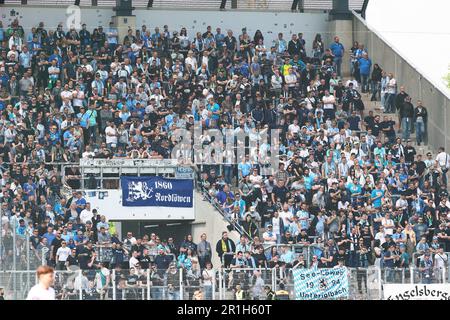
126, 181, 154, 202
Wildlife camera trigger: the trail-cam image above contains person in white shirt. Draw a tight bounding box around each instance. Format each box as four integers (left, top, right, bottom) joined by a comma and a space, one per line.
436, 147, 450, 185
104, 121, 118, 148
345, 78, 359, 89
26, 266, 55, 300
434, 247, 448, 272
79, 203, 93, 224
386, 73, 397, 113
288, 119, 301, 135
56, 241, 71, 270
262, 225, 277, 245
382, 213, 395, 236
129, 251, 140, 269
284, 68, 297, 90
248, 168, 263, 185
395, 194, 408, 211
184, 50, 198, 71
278, 204, 293, 227
374, 226, 386, 245
82, 145, 96, 159
271, 69, 283, 92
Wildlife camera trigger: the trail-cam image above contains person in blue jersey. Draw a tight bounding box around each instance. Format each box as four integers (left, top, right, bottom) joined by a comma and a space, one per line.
358, 52, 372, 93
330, 36, 345, 77
371, 181, 385, 210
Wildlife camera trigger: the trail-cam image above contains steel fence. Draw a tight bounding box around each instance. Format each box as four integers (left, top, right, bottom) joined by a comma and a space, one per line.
0, 266, 448, 300
1, 0, 365, 11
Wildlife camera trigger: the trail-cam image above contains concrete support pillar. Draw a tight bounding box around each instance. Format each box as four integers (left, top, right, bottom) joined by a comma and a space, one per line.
112, 15, 136, 44
329, 19, 353, 78
329, 0, 353, 78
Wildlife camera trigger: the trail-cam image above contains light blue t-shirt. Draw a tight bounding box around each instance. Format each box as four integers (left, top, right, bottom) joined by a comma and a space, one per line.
371, 188, 384, 208
238, 162, 252, 177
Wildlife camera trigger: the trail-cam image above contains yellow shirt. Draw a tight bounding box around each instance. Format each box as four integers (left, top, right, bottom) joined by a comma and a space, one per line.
282, 64, 292, 76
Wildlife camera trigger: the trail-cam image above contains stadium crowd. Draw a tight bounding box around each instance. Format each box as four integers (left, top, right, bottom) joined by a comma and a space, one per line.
0, 17, 449, 299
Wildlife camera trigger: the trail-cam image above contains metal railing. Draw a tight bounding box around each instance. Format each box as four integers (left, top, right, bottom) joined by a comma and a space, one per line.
0, 265, 448, 300
198, 184, 253, 240
2, 0, 365, 11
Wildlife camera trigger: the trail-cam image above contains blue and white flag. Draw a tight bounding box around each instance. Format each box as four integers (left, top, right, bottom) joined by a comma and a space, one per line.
121, 176, 193, 207
293, 268, 349, 300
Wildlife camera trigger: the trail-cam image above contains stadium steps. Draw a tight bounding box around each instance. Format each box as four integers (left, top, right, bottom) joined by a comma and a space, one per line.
360, 92, 433, 156
192, 191, 241, 267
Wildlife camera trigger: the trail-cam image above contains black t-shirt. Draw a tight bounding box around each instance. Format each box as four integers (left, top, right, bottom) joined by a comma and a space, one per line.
380, 120, 395, 136
281, 235, 296, 244
314, 149, 326, 163
30, 235, 41, 249
0, 145, 11, 162
252, 253, 267, 267
336, 235, 350, 251
416, 161, 426, 176
404, 146, 416, 163
296, 234, 309, 244
127, 274, 138, 286
77, 246, 94, 269
67, 255, 79, 267
141, 124, 152, 135
361, 231, 374, 248
364, 115, 374, 129
139, 255, 151, 269
370, 121, 381, 137
272, 185, 288, 203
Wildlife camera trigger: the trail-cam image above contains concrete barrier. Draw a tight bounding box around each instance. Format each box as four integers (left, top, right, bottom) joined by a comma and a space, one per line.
352, 12, 450, 153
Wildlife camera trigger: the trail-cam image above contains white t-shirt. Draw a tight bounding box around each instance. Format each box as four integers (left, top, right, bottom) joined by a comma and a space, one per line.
105, 126, 118, 144
56, 246, 71, 262
279, 210, 293, 227
382, 218, 395, 235
129, 256, 139, 269
387, 78, 397, 94
375, 231, 386, 245
26, 284, 56, 300
61, 90, 73, 101
202, 269, 215, 286
434, 253, 448, 269
285, 74, 297, 87
271, 217, 281, 235
436, 152, 450, 168
185, 56, 197, 70
96, 267, 111, 290
80, 209, 93, 224
288, 124, 300, 135
322, 95, 336, 110
262, 231, 277, 244
72, 90, 85, 107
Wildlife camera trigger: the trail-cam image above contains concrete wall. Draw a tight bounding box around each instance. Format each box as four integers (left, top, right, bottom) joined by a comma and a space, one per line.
191, 191, 240, 268
0, 5, 332, 53
352, 13, 450, 153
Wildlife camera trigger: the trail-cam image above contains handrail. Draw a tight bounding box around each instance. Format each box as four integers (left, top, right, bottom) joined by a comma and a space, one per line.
1, 0, 365, 12
198, 184, 253, 240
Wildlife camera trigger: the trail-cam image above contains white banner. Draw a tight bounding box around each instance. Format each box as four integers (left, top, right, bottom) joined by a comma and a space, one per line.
293, 268, 349, 300
79, 158, 178, 167
384, 284, 450, 300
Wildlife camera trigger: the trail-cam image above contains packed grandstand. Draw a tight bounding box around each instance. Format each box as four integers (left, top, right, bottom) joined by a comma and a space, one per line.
0, 3, 449, 301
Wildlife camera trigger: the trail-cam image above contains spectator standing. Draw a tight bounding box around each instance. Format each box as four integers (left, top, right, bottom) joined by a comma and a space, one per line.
330, 36, 345, 77
197, 233, 212, 269
399, 96, 414, 142
215, 231, 236, 268
358, 53, 372, 93
414, 100, 427, 146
